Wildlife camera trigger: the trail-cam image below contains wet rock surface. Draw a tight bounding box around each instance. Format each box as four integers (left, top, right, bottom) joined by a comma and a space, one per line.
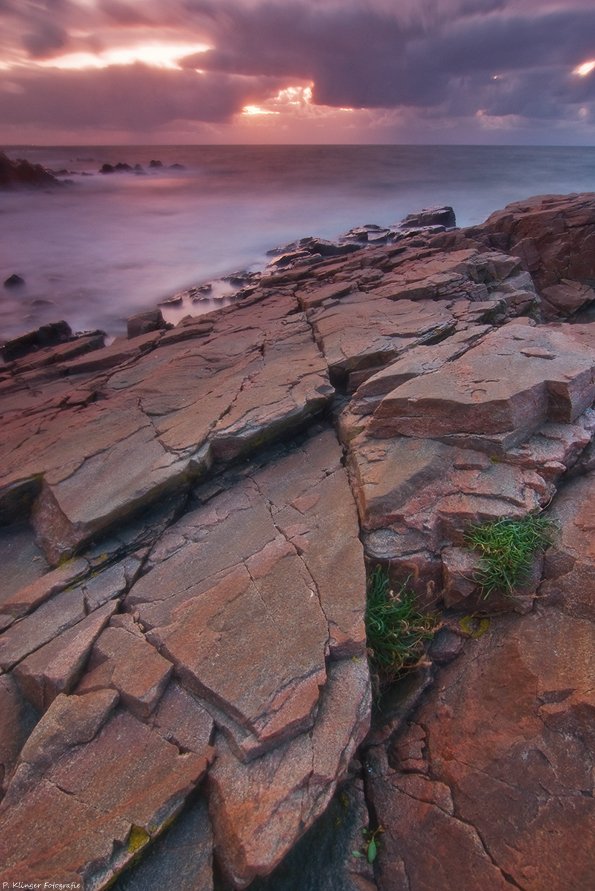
2, 194, 595, 890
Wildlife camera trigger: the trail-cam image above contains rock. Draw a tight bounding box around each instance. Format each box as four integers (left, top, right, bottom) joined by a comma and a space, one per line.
0, 697, 213, 889
3, 273, 25, 288
0, 558, 129, 670
248, 777, 375, 891
3, 192, 595, 889
350, 326, 491, 415
75, 622, 174, 718
127, 309, 168, 339
207, 657, 371, 888
0, 675, 38, 795
0, 151, 62, 190
440, 546, 482, 605
369, 606, 595, 891
474, 192, 595, 317
0, 522, 52, 623
540, 471, 595, 622
110, 794, 213, 891
0, 293, 333, 564
150, 682, 214, 753
13, 600, 117, 712
127, 429, 366, 758
1, 320, 72, 362
3, 330, 106, 369
369, 322, 595, 443
149, 159, 163, 168
398, 206, 457, 229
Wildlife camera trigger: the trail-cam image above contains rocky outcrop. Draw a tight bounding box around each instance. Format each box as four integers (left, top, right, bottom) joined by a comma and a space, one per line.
0, 151, 62, 190
3, 193, 595, 890
469, 192, 595, 318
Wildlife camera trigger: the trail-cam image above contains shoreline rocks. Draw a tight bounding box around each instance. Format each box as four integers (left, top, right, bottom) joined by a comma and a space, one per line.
0, 151, 63, 190
2, 194, 595, 890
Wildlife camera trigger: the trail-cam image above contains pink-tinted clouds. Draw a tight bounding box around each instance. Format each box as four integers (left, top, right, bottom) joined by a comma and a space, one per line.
1, 0, 594, 143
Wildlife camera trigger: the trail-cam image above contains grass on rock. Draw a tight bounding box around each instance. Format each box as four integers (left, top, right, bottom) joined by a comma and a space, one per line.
365, 567, 436, 684
465, 513, 556, 597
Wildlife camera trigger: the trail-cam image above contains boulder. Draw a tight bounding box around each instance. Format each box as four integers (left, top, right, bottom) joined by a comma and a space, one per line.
1, 320, 73, 362
3, 273, 25, 288
126, 309, 169, 339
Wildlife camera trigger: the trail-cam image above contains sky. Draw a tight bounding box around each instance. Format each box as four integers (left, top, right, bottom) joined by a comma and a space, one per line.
1, 0, 595, 144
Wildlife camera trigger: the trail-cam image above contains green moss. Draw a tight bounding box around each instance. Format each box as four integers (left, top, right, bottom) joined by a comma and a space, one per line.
465, 513, 556, 597
365, 567, 436, 684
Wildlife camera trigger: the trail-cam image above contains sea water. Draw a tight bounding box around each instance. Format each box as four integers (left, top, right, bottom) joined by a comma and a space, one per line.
2, 144, 595, 342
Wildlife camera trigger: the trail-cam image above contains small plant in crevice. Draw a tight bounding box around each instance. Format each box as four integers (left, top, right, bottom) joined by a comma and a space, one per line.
365, 566, 436, 686
464, 512, 557, 597
352, 826, 384, 863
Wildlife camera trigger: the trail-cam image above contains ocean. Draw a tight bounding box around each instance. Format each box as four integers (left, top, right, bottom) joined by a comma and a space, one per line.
2, 144, 595, 343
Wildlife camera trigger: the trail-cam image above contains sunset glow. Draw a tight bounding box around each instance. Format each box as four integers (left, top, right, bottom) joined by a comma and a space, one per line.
1, 0, 595, 144
242, 105, 279, 115
34, 43, 211, 71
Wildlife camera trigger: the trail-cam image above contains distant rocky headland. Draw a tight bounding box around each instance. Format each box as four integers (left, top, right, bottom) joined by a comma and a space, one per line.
1, 193, 595, 891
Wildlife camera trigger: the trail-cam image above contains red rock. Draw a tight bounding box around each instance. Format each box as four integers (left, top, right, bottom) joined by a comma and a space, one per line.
0, 675, 38, 794
350, 326, 491, 415
208, 657, 371, 888
150, 682, 214, 753
76, 623, 174, 718
13, 600, 117, 711
476, 193, 595, 316
540, 472, 595, 622
370, 322, 595, 441
0, 697, 212, 888
0, 555, 89, 627
370, 607, 595, 890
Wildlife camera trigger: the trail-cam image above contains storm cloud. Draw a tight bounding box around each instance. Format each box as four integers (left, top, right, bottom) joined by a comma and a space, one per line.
1, 0, 594, 141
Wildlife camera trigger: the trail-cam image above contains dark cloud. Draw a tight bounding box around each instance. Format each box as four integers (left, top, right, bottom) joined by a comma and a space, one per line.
98, 1, 151, 26
21, 20, 68, 57
2, 0, 595, 138
416, 9, 595, 74
0, 63, 288, 128
179, 0, 595, 108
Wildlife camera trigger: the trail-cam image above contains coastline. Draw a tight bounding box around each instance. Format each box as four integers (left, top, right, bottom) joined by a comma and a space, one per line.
2, 191, 595, 890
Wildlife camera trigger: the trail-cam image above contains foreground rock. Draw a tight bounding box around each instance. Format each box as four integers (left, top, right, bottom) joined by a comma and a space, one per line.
2, 193, 595, 889
368, 602, 595, 891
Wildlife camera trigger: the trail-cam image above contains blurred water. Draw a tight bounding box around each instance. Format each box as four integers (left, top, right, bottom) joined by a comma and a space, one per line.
1, 144, 595, 341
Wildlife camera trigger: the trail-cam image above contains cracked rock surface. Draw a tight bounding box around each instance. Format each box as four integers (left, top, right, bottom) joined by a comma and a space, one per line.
2, 195, 595, 890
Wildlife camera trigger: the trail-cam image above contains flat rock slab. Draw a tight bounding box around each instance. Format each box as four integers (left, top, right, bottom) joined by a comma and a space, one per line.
0, 692, 213, 890
370, 322, 595, 441
208, 656, 371, 889
308, 293, 456, 390
369, 604, 595, 891
0, 293, 333, 564
127, 429, 366, 757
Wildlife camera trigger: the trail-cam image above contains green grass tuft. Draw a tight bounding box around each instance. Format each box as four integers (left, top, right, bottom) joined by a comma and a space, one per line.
465, 513, 556, 597
365, 567, 435, 683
